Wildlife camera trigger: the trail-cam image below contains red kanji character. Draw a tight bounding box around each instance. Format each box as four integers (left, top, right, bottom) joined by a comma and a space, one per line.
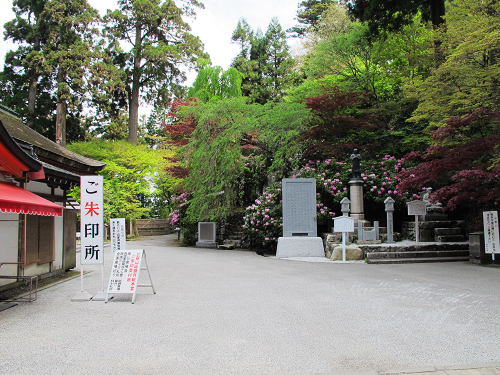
84, 202, 100, 216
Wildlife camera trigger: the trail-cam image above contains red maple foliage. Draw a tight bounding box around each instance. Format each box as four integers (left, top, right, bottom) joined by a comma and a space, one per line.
299, 86, 378, 159
162, 98, 199, 147
162, 98, 199, 179
396, 108, 500, 211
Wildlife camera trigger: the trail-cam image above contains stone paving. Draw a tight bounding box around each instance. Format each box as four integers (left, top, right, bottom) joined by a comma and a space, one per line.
1, 234, 499, 375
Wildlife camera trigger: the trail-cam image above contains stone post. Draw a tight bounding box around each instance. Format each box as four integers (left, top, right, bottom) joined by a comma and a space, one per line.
384, 197, 395, 243
349, 149, 365, 221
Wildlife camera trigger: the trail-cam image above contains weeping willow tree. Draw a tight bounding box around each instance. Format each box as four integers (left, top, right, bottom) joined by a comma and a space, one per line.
187, 59, 243, 102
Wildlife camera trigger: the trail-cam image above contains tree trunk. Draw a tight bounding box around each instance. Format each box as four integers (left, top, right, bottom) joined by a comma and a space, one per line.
429, 0, 447, 67
26, 37, 40, 128
55, 67, 67, 147
26, 76, 37, 127
429, 0, 446, 28
128, 21, 142, 145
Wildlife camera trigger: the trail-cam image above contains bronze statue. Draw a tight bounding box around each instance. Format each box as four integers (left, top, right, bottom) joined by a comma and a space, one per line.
350, 149, 362, 181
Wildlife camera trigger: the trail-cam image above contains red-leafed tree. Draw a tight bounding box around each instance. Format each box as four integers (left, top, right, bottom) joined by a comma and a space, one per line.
396, 108, 500, 211
299, 86, 379, 159
162, 98, 199, 180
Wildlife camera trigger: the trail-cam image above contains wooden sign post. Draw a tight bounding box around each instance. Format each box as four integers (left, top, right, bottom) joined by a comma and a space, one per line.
106, 249, 155, 304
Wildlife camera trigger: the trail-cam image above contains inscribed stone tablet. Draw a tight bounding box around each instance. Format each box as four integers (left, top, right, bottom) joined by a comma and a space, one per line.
282, 178, 317, 237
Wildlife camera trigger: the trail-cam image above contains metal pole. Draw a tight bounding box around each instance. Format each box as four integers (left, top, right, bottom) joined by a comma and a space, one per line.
342, 232, 346, 262
80, 267, 84, 292
415, 216, 420, 244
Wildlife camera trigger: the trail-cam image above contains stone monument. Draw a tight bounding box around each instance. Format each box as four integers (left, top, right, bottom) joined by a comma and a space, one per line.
276, 178, 324, 258
196, 222, 217, 248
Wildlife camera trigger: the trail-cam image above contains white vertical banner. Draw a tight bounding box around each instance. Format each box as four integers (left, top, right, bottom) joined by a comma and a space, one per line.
80, 176, 104, 265
483, 211, 500, 254
110, 218, 126, 253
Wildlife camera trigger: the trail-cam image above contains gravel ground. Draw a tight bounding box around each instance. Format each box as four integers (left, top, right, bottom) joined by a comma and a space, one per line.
1, 234, 499, 375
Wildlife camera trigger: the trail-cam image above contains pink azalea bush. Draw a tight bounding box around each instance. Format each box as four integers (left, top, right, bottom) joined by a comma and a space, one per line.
244, 155, 410, 249
168, 192, 188, 227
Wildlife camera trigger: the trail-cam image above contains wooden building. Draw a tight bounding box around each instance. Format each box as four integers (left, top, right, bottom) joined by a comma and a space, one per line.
0, 107, 105, 289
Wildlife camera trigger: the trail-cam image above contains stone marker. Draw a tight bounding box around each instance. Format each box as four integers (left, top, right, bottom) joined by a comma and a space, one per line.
196, 222, 217, 248
281, 178, 317, 237
384, 197, 395, 243
276, 178, 324, 258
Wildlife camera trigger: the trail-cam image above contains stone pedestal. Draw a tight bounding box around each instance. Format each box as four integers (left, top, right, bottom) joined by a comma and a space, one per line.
349, 180, 364, 220
276, 237, 324, 258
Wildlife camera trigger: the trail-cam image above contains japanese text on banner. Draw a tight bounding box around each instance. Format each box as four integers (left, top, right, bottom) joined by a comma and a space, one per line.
81, 176, 104, 265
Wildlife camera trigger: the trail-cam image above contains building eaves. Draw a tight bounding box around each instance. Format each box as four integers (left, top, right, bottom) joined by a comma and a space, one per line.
0, 109, 106, 175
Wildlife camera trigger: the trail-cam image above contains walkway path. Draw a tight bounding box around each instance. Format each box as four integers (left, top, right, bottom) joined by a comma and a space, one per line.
1, 235, 499, 375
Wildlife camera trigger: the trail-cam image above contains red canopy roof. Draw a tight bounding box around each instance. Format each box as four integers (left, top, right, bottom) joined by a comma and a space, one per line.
0, 181, 63, 216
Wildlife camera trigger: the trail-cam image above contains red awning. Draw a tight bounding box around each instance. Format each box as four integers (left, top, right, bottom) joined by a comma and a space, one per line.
0, 181, 63, 216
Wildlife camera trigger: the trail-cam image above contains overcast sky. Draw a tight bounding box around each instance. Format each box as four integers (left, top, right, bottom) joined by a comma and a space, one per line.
0, 0, 301, 80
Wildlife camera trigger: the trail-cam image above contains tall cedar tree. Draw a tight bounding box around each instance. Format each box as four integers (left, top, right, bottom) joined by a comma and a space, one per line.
3, 0, 50, 127
396, 108, 500, 211
230, 18, 294, 104
104, 0, 207, 144
42, 0, 99, 146
287, 0, 335, 37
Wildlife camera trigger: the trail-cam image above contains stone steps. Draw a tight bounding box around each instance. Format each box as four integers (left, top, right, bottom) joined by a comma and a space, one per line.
368, 256, 470, 264
436, 234, 465, 242
366, 249, 469, 264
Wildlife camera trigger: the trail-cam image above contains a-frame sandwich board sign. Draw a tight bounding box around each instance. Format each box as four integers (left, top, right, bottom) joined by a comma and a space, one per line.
106, 249, 155, 304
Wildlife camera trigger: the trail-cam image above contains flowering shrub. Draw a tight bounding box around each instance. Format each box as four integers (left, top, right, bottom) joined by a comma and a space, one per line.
168, 192, 188, 227
244, 181, 336, 250
361, 155, 407, 203
243, 183, 283, 249
244, 154, 410, 249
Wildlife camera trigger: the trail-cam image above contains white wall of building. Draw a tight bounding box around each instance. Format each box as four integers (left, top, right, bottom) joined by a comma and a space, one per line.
0, 211, 20, 286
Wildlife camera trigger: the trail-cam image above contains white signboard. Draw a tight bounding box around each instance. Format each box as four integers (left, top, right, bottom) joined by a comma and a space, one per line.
407, 200, 427, 216
483, 211, 500, 254
80, 176, 104, 265
108, 250, 143, 295
334, 216, 355, 233
110, 218, 126, 253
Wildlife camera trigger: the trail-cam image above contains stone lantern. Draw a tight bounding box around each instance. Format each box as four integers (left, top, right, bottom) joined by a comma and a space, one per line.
340, 197, 351, 216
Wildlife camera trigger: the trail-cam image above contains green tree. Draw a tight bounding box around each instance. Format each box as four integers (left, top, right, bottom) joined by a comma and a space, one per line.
287, 0, 335, 37
176, 97, 309, 221
230, 18, 295, 104
68, 139, 173, 225
408, 0, 500, 126
104, 0, 207, 144
344, 0, 446, 35
2, 0, 100, 146
42, 0, 100, 146
3, 0, 50, 127
187, 59, 243, 102
263, 17, 296, 101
